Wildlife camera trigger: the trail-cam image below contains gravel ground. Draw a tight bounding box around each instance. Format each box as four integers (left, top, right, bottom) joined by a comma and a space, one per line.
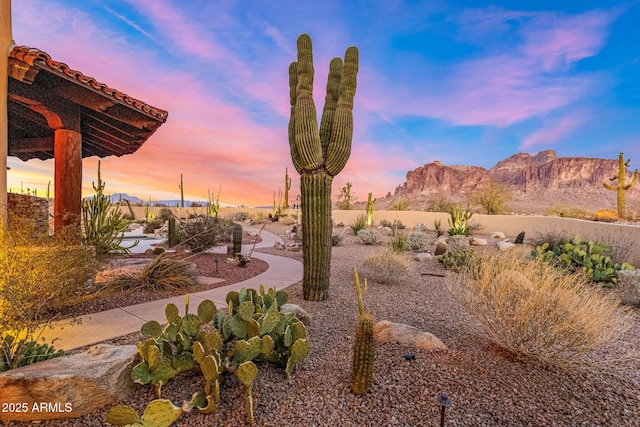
8, 225, 640, 427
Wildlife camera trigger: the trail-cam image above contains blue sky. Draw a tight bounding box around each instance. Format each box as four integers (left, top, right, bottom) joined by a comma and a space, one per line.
7, 0, 640, 206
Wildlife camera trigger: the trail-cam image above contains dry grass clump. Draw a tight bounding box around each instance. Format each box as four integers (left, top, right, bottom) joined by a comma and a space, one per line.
449, 249, 634, 367
107, 255, 199, 291
362, 248, 413, 285
545, 204, 590, 219
592, 209, 619, 223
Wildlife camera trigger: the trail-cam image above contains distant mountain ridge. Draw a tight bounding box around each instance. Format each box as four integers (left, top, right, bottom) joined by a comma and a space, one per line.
104, 193, 235, 208
389, 150, 639, 214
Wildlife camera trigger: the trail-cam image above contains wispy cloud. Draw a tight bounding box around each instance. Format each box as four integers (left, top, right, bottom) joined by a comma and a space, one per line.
520, 113, 588, 149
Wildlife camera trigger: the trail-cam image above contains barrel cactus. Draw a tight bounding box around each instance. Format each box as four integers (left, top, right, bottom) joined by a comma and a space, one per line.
288, 33, 359, 301
232, 224, 243, 257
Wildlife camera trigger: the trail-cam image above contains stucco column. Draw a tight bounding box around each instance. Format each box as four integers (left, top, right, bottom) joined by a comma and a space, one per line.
54, 129, 82, 234
0, 0, 12, 229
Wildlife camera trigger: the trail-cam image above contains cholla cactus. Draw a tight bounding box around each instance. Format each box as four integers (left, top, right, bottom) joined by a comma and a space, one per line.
289, 33, 359, 301
603, 152, 638, 219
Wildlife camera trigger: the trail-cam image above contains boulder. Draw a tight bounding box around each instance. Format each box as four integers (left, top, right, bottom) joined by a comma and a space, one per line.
434, 242, 448, 256
280, 303, 313, 325
470, 237, 487, 246
514, 231, 526, 244
0, 344, 138, 423
497, 241, 515, 251
373, 320, 447, 351
413, 252, 433, 261
490, 231, 506, 239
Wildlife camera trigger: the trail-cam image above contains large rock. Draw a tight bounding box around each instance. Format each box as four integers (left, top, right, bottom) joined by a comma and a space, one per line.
0, 344, 138, 423
280, 303, 313, 325
373, 320, 447, 351
497, 240, 515, 251
470, 237, 487, 246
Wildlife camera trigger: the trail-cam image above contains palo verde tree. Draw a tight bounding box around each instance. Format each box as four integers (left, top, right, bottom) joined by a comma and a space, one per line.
289, 33, 359, 301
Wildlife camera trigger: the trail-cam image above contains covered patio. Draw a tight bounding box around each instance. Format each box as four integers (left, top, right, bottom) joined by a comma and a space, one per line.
4, 45, 167, 231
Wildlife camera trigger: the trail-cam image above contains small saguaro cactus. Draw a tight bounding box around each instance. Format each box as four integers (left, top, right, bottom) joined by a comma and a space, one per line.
603, 152, 638, 219
351, 267, 375, 395
179, 174, 185, 208
289, 33, 359, 301
366, 192, 376, 226
232, 223, 243, 257
284, 167, 291, 210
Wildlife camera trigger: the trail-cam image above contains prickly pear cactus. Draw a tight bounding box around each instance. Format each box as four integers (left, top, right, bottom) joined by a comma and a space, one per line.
106, 399, 183, 427
289, 33, 359, 301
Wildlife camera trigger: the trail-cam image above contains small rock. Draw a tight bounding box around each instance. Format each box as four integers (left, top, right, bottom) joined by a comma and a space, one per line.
514, 231, 525, 244
470, 237, 487, 246
373, 320, 447, 351
413, 252, 432, 261
280, 304, 313, 325
490, 231, 506, 239
497, 241, 515, 251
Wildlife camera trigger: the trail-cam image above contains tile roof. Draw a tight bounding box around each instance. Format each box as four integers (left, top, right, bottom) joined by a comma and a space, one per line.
10, 45, 168, 123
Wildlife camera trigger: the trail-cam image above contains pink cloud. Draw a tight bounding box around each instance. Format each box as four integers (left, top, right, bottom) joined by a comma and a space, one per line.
519, 114, 587, 150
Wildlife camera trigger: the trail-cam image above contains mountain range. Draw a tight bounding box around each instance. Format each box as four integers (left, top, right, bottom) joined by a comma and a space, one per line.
383, 150, 640, 214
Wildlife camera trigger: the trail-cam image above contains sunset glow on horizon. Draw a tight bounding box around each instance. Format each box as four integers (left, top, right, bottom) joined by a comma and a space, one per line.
7, 1, 640, 207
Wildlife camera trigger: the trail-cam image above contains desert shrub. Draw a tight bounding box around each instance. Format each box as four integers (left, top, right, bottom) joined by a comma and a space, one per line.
391, 198, 411, 211
357, 229, 381, 245
1, 222, 99, 361
279, 215, 297, 226
413, 222, 428, 232
447, 235, 469, 252
592, 231, 635, 265
379, 219, 406, 230
425, 193, 456, 213
407, 232, 430, 252
331, 233, 344, 246
440, 250, 478, 272
390, 233, 408, 253
362, 248, 412, 285
350, 214, 368, 234
157, 208, 174, 222
545, 205, 589, 219
379, 219, 392, 228
592, 209, 618, 222
470, 182, 511, 215
434, 219, 443, 236
531, 227, 572, 248
233, 211, 250, 221
449, 250, 634, 367
107, 255, 198, 291
178, 216, 234, 253
143, 218, 164, 234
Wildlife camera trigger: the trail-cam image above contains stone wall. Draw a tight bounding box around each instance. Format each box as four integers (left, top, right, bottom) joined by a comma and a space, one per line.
7, 193, 50, 233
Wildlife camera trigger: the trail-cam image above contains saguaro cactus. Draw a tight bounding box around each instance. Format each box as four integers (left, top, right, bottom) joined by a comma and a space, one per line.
179, 174, 185, 208
289, 33, 359, 301
351, 267, 374, 394
366, 192, 376, 226
603, 152, 638, 219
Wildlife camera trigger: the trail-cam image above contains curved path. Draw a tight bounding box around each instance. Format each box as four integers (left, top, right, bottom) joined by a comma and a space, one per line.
40, 226, 302, 350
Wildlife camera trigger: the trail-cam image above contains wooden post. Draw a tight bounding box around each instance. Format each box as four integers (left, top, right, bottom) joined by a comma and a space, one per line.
53, 129, 82, 234
0, 0, 12, 229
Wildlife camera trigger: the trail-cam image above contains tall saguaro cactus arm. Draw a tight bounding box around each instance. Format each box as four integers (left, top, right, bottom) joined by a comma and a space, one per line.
603, 152, 638, 219
288, 33, 359, 301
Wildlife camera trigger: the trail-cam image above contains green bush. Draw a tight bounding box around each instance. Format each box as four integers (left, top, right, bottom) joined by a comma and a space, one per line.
470, 182, 511, 214
390, 233, 408, 253
440, 250, 478, 273
179, 216, 234, 253
425, 193, 456, 213
350, 214, 368, 234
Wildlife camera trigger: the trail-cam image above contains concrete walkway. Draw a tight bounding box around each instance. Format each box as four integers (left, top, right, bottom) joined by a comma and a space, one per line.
40, 225, 302, 351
